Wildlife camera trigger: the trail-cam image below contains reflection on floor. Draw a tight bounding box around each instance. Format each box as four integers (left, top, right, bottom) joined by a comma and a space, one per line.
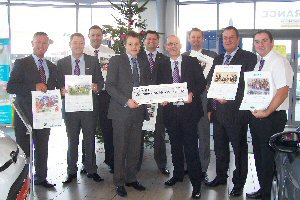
6, 125, 260, 200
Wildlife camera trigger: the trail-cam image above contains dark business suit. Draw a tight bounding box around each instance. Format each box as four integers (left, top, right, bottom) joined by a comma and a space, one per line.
137, 50, 168, 170
157, 55, 206, 189
6, 55, 58, 183
57, 54, 103, 175
207, 48, 257, 189
106, 53, 149, 186
183, 49, 217, 174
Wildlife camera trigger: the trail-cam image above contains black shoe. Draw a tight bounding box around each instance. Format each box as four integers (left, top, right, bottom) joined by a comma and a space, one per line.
230, 187, 243, 197
192, 186, 201, 199
159, 168, 170, 176
116, 186, 127, 197
205, 177, 227, 187
164, 177, 183, 186
202, 172, 209, 183
62, 174, 77, 184
80, 168, 87, 174
246, 189, 262, 199
35, 180, 56, 188
125, 181, 146, 191
87, 173, 104, 182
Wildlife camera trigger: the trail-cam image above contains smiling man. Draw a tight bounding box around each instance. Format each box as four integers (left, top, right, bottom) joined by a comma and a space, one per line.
247, 30, 294, 200
206, 26, 257, 197
106, 31, 149, 197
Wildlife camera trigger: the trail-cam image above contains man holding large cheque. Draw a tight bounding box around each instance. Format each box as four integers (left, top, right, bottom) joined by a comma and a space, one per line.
156, 35, 206, 199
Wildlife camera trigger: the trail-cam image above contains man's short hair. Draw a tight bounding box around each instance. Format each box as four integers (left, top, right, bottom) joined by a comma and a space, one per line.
222, 26, 239, 38
188, 28, 203, 38
145, 30, 159, 39
253, 30, 274, 42
32, 32, 48, 41
70, 33, 85, 42
89, 25, 103, 34
124, 31, 140, 44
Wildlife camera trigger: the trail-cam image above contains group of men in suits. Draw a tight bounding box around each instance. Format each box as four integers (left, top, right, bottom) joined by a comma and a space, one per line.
7, 26, 293, 200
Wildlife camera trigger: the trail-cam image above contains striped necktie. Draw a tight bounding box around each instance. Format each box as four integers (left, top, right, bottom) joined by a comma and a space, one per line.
131, 58, 139, 87
94, 49, 99, 58
74, 59, 80, 75
148, 53, 155, 73
173, 61, 180, 83
38, 59, 46, 84
258, 58, 265, 71
224, 55, 231, 65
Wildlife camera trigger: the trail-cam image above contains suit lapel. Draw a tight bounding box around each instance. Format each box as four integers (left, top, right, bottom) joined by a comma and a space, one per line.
180, 56, 187, 82
84, 54, 92, 75
28, 56, 41, 81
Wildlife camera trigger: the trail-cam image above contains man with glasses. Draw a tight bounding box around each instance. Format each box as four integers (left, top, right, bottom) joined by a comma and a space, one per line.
246, 30, 293, 200
157, 35, 206, 199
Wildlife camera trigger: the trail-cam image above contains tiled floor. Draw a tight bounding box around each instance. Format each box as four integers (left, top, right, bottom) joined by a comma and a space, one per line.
1, 125, 259, 200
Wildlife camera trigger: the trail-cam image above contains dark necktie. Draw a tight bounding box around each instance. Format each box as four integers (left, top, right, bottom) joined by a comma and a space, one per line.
94, 49, 99, 58
148, 53, 155, 73
224, 54, 231, 65
131, 58, 139, 87
38, 59, 46, 84
258, 58, 265, 71
172, 61, 180, 83
74, 59, 80, 75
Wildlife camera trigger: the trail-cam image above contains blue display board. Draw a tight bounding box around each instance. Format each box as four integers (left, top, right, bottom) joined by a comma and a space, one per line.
0, 105, 12, 125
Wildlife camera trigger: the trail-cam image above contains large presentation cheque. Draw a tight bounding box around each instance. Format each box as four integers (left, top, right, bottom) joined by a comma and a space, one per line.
132, 82, 188, 105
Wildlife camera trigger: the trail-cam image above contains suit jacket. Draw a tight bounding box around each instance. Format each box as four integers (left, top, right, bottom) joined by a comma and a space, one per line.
7, 55, 58, 124
207, 48, 257, 124
137, 50, 168, 85
157, 55, 206, 127
57, 54, 104, 112
106, 53, 149, 122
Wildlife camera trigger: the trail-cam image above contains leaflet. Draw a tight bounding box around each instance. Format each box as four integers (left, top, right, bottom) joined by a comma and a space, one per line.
190, 50, 214, 78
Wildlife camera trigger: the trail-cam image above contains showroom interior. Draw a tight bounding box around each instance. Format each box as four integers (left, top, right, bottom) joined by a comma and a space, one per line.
0, 0, 300, 200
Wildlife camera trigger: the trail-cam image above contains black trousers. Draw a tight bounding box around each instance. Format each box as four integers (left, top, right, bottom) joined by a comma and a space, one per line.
166, 115, 201, 189
82, 91, 114, 168
250, 111, 286, 200
213, 119, 248, 189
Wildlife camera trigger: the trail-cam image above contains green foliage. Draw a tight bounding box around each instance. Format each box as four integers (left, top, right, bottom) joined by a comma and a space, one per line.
103, 0, 150, 54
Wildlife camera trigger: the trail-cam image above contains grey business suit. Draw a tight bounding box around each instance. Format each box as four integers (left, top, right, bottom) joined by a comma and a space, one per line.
137, 50, 168, 170
183, 49, 218, 173
57, 54, 103, 175
6, 55, 58, 183
106, 53, 148, 186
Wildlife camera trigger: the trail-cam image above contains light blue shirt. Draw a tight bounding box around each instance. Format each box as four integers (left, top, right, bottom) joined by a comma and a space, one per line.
145, 50, 157, 62
71, 55, 85, 75
32, 54, 49, 82
223, 47, 239, 64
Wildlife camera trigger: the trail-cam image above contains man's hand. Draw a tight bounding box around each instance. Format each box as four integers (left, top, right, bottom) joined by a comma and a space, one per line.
36, 83, 47, 92
127, 99, 140, 109
60, 87, 68, 96
161, 101, 169, 106
91, 83, 99, 93
215, 98, 227, 104
184, 92, 193, 104
252, 109, 271, 119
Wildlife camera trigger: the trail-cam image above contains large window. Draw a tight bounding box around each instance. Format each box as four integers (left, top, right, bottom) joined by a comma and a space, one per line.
219, 2, 254, 29
178, 3, 217, 52
0, 3, 9, 38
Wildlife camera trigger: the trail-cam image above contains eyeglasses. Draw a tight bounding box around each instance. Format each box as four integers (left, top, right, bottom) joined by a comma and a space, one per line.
167, 42, 179, 47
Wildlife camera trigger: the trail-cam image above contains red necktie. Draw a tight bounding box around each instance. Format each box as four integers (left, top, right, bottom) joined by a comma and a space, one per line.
74, 59, 80, 75
38, 59, 46, 84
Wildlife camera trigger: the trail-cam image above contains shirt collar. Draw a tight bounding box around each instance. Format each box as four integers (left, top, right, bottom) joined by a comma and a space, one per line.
170, 55, 182, 63
225, 47, 239, 57
71, 54, 84, 63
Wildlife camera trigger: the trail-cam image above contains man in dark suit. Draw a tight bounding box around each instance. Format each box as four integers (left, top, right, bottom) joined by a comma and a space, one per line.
7, 32, 57, 188
57, 33, 104, 184
137, 30, 170, 176
106, 31, 148, 197
157, 35, 206, 199
206, 26, 257, 197
183, 28, 218, 182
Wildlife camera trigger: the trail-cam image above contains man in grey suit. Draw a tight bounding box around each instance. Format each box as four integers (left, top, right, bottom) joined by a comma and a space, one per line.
57, 33, 104, 184
183, 28, 218, 182
137, 30, 170, 176
106, 31, 148, 197
7, 32, 57, 188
